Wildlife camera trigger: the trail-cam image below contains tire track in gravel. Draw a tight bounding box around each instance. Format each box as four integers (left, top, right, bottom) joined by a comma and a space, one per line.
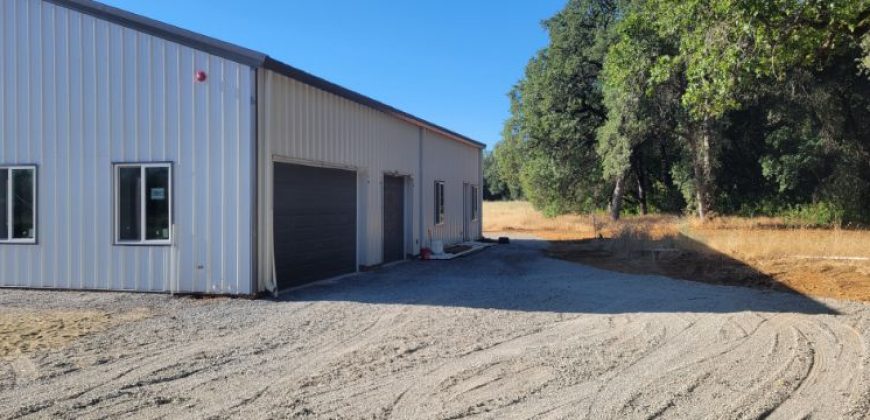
0, 237, 867, 419
387, 313, 667, 418
760, 316, 866, 419
1, 300, 354, 418
612, 314, 793, 418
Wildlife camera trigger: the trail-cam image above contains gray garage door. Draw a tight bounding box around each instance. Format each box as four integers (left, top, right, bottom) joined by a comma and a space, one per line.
273, 162, 357, 290
383, 175, 405, 263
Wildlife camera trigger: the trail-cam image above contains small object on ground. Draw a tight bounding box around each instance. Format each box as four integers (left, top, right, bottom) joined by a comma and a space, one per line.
498, 237, 510, 244
420, 248, 432, 260
431, 240, 445, 255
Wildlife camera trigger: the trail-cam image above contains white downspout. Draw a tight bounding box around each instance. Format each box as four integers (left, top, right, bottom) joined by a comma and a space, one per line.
264, 71, 278, 296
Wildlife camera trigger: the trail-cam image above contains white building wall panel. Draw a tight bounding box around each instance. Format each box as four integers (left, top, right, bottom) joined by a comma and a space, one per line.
422, 130, 483, 246
257, 69, 483, 293
257, 69, 424, 292
0, 0, 254, 294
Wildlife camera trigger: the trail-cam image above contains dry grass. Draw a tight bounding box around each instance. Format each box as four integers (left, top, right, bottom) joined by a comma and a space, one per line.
484, 201, 870, 302
484, 201, 869, 259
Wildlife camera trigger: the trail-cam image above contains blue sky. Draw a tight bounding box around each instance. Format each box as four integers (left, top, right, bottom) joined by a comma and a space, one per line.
100, 0, 566, 148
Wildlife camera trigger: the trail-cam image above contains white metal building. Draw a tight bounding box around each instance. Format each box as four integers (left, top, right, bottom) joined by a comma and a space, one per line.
0, 0, 484, 295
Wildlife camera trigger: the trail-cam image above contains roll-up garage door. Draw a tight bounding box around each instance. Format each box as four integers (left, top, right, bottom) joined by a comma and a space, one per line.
273, 162, 357, 290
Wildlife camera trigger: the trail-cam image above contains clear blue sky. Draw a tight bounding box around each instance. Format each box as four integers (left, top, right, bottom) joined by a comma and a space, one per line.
100, 0, 566, 148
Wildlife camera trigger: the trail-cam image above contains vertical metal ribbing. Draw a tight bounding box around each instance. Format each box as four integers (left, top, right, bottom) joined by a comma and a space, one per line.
0, 1, 6, 286
249, 67, 258, 294
219, 59, 226, 293
418, 127, 425, 251
78, 11, 86, 290
0, 1, 254, 294
64, 7, 72, 289
90, 14, 98, 289
257, 71, 479, 267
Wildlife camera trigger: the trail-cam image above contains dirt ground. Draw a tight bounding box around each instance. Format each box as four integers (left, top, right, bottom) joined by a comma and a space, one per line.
0, 308, 151, 359
1, 237, 869, 419
485, 201, 870, 302
548, 237, 870, 302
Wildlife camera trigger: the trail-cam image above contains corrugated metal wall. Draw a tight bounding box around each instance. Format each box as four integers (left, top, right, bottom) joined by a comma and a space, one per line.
257, 69, 419, 291
257, 69, 482, 293
0, 0, 255, 294
422, 130, 483, 245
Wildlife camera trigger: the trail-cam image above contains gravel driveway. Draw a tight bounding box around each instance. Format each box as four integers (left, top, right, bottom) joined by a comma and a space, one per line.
1, 236, 868, 419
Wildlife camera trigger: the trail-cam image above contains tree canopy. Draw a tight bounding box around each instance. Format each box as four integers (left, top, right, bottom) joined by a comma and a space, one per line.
487, 0, 870, 225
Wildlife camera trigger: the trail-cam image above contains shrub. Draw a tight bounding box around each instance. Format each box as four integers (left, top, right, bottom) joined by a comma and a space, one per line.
780, 202, 845, 228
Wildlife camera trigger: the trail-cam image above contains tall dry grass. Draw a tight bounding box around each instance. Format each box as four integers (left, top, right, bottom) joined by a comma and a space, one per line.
484, 201, 870, 260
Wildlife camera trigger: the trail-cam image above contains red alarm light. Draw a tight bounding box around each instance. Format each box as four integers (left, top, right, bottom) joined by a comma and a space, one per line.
195, 71, 207, 82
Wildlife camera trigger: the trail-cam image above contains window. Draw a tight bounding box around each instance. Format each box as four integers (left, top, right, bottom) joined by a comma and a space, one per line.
0, 166, 36, 243
434, 181, 445, 225
114, 163, 172, 245
471, 185, 479, 220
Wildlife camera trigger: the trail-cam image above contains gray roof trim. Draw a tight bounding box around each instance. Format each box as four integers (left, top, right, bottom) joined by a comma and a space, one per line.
44, 0, 267, 66
48, 0, 485, 149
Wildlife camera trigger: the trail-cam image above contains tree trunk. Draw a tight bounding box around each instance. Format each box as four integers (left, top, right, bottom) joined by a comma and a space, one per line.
659, 141, 674, 188
632, 152, 648, 215
637, 176, 648, 215
610, 174, 626, 221
691, 121, 714, 220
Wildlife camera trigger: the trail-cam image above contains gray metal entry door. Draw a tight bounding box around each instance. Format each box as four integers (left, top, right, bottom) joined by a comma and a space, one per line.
383, 175, 405, 263
273, 162, 357, 290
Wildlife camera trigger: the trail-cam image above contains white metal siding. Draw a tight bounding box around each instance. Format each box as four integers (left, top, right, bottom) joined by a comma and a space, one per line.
422, 130, 483, 246
257, 69, 482, 293
257, 69, 421, 292
0, 0, 255, 294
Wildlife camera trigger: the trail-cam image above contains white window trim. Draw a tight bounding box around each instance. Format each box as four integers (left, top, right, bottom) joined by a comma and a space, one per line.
113, 162, 173, 246
0, 165, 37, 244
435, 181, 446, 225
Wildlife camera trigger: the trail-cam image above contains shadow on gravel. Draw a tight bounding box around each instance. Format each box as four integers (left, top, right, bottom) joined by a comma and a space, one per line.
279, 238, 839, 316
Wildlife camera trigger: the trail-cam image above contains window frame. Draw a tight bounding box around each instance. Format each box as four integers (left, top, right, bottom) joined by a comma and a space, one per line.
0, 165, 38, 244
434, 180, 445, 225
470, 185, 479, 221
113, 162, 173, 246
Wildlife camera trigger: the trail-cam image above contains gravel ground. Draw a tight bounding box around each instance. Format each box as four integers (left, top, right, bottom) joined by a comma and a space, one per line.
0, 236, 868, 419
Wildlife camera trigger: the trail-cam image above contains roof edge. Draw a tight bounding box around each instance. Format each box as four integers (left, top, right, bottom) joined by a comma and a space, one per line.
262, 58, 485, 149
47, 0, 485, 149
44, 0, 266, 66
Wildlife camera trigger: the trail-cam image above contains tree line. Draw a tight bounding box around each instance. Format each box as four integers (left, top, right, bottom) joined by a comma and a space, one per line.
485, 0, 870, 225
